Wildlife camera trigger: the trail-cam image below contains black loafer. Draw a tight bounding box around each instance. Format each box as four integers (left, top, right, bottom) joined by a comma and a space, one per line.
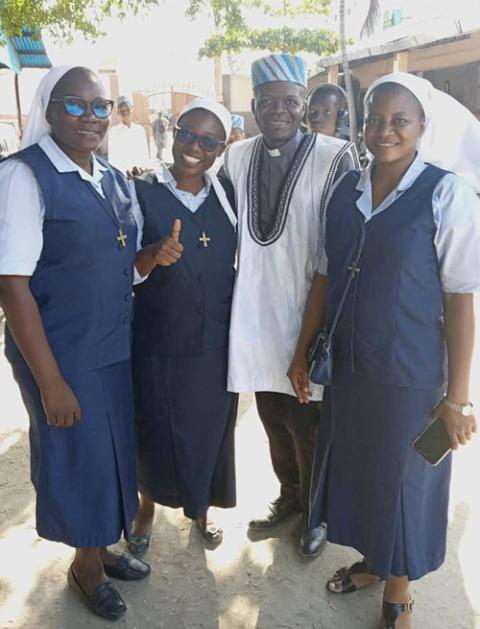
67, 566, 127, 621
103, 553, 151, 581
298, 525, 327, 558
249, 498, 303, 529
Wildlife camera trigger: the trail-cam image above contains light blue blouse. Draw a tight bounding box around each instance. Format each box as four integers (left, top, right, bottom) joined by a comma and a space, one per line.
317, 155, 480, 293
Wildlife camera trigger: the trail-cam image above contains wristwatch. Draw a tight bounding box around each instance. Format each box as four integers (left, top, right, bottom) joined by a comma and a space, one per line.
443, 397, 474, 416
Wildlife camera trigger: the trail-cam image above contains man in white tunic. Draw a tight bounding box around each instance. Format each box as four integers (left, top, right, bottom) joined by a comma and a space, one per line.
221, 53, 359, 556
108, 96, 150, 175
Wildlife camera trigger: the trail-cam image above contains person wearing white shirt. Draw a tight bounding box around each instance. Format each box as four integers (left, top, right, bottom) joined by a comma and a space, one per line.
108, 95, 150, 175
0, 65, 151, 621
289, 72, 480, 629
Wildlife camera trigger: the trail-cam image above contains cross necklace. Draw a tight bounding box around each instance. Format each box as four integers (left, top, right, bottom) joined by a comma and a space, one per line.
199, 230, 210, 248
117, 229, 128, 248
195, 205, 211, 249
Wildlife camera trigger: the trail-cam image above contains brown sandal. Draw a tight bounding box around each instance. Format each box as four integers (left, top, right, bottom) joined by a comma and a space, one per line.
327, 559, 380, 594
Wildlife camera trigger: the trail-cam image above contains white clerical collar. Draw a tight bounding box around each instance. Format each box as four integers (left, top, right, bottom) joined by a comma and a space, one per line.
38, 134, 107, 187
263, 130, 302, 158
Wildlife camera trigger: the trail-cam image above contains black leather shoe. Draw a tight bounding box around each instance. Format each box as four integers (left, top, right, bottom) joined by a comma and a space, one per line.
67, 566, 127, 621
103, 553, 151, 581
298, 525, 327, 558
249, 497, 303, 529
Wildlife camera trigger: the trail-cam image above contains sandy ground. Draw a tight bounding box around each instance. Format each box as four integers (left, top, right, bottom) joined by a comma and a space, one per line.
1, 313, 480, 628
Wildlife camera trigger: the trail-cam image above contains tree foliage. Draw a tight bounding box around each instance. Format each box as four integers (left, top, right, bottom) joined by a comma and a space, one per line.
186, 0, 339, 58
0, 0, 161, 42
200, 26, 338, 57
259, 0, 330, 17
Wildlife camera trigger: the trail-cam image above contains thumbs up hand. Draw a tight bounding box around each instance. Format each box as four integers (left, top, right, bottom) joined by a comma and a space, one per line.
154, 218, 184, 267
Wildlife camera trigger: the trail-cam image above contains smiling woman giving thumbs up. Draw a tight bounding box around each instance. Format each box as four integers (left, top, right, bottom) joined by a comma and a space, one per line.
130, 98, 238, 554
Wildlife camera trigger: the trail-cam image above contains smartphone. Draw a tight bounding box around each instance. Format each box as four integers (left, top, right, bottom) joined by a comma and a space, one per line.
412, 416, 452, 466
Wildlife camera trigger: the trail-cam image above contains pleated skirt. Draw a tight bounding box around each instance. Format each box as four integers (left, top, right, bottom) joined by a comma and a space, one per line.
133, 345, 237, 520
309, 369, 450, 580
6, 336, 138, 548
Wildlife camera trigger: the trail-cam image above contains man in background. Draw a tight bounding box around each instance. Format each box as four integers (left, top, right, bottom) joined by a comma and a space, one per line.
108, 95, 150, 175
151, 110, 169, 161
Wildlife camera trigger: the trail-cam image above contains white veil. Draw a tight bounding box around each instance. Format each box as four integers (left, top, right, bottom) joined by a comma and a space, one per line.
21, 64, 78, 149
365, 72, 480, 193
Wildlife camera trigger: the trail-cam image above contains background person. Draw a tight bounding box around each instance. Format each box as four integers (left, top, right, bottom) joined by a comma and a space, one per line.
0, 65, 150, 622
228, 114, 246, 144
108, 95, 150, 175
306, 83, 349, 138
151, 110, 169, 161
128, 98, 238, 554
289, 72, 480, 628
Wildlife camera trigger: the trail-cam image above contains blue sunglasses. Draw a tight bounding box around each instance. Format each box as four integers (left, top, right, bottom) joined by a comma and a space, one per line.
49, 96, 114, 120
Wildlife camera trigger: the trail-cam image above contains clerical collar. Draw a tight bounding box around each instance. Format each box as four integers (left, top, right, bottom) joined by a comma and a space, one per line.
263, 130, 302, 158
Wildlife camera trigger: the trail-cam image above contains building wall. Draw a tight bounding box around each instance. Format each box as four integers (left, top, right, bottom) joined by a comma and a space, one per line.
309, 30, 480, 116
222, 74, 258, 137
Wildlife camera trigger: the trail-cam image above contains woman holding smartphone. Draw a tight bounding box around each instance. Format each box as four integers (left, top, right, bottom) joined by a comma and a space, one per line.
288, 73, 480, 628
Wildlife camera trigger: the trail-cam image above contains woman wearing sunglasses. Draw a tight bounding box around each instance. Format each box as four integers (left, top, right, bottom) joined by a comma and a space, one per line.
130, 98, 238, 551
0, 65, 151, 621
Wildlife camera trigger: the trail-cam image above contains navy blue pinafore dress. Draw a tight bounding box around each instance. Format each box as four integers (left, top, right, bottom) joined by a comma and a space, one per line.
132, 175, 238, 520
4, 144, 139, 548
309, 166, 452, 580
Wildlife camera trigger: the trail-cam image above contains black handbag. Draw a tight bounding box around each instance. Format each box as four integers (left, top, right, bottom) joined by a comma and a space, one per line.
308, 232, 366, 386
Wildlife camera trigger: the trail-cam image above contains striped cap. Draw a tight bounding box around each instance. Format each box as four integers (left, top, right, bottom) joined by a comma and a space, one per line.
251, 54, 307, 89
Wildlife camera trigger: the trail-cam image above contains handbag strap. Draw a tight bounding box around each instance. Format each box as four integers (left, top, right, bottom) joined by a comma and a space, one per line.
326, 226, 366, 342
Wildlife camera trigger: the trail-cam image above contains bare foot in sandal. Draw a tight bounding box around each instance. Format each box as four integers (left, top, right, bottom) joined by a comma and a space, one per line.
327, 559, 380, 594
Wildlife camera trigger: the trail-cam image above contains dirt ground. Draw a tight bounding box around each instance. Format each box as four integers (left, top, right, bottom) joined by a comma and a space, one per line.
1, 315, 480, 629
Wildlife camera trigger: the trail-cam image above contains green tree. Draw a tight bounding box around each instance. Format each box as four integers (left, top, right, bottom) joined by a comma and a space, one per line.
0, 0, 161, 43
187, 0, 339, 67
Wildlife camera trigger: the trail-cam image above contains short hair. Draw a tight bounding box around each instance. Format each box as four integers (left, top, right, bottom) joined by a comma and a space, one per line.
307, 84, 347, 110
117, 95, 133, 108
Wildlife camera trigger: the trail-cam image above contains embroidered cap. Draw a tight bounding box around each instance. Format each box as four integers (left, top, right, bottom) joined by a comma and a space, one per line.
251, 54, 307, 89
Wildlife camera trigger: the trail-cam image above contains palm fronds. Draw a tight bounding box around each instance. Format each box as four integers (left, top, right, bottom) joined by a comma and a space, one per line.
360, 0, 381, 38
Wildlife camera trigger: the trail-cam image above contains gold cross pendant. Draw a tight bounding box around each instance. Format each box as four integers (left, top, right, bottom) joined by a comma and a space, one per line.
199, 231, 211, 248
117, 229, 128, 248
348, 264, 360, 276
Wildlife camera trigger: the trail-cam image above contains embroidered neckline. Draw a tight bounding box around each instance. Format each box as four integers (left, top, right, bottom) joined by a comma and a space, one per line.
247, 133, 316, 246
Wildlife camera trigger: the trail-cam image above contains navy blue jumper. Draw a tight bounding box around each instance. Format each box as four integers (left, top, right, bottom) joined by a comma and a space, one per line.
309, 165, 451, 580
133, 175, 238, 519
4, 143, 139, 547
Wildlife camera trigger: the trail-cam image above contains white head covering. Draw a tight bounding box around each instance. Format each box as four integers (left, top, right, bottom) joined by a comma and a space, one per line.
177, 97, 232, 141
365, 72, 480, 192
21, 64, 80, 149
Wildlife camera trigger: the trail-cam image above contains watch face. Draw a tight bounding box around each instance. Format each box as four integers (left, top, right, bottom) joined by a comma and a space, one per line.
461, 404, 474, 416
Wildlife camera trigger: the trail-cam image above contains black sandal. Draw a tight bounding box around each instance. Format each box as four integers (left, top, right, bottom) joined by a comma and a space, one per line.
382, 599, 414, 628
326, 559, 379, 594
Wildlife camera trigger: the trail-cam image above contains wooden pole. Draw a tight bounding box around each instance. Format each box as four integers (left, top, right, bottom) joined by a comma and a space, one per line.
14, 72, 22, 141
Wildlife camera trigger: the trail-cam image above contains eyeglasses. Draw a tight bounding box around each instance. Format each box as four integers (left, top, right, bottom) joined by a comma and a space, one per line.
174, 125, 225, 153
49, 96, 114, 120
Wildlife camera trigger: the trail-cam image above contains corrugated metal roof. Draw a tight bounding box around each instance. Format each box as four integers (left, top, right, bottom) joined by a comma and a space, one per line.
316, 14, 480, 70
0, 26, 51, 72
10, 28, 51, 68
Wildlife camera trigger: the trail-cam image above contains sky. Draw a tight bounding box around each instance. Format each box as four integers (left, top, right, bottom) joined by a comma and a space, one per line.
0, 0, 478, 117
